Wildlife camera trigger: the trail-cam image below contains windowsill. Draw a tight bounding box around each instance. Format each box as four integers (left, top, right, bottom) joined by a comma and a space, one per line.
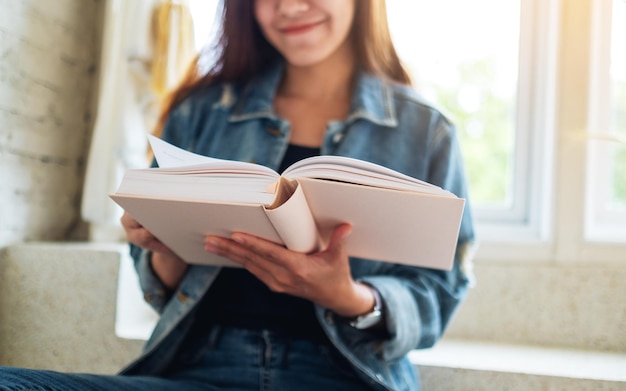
409, 339, 626, 383
474, 238, 626, 263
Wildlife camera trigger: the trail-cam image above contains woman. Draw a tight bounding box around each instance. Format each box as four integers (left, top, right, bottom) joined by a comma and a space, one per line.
0, 0, 475, 390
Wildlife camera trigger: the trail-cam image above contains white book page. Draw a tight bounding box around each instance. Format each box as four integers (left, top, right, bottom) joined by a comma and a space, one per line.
148, 134, 219, 168
137, 163, 279, 178
145, 136, 453, 197
147, 134, 279, 177
116, 172, 276, 204
284, 156, 451, 196
263, 183, 321, 253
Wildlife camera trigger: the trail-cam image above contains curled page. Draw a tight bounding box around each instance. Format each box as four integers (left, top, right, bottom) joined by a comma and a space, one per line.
148, 134, 219, 167
264, 179, 321, 253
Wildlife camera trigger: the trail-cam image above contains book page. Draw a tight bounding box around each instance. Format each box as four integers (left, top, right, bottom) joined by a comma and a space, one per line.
147, 134, 279, 178
115, 172, 276, 204
283, 155, 451, 195
148, 134, 219, 168
264, 179, 321, 253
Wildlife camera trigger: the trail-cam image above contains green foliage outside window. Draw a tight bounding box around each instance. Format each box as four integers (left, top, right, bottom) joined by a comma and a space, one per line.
425, 59, 515, 208
428, 65, 626, 210
611, 80, 626, 207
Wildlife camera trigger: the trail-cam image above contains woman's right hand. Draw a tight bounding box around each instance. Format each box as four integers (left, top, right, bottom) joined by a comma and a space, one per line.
121, 212, 188, 290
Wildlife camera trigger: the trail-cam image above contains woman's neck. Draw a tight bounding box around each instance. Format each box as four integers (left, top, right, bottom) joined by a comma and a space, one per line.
279, 45, 356, 102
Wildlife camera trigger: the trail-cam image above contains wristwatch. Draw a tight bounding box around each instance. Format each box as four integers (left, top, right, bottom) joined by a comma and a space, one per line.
348, 283, 383, 329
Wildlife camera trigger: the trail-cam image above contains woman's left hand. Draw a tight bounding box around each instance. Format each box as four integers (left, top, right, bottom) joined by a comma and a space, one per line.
204, 223, 375, 317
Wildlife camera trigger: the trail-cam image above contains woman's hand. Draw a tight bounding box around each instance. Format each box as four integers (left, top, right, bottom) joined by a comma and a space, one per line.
121, 212, 174, 255
204, 224, 375, 317
121, 212, 188, 290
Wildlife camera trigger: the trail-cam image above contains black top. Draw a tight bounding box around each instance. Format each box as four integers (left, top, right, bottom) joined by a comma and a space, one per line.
189, 144, 327, 341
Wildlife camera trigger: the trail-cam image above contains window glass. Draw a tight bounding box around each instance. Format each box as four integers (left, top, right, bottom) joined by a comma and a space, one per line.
609, 0, 626, 209
586, 0, 626, 241
386, 0, 521, 209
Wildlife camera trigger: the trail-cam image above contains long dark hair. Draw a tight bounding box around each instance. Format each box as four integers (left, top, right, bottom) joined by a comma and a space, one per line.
154, 0, 410, 136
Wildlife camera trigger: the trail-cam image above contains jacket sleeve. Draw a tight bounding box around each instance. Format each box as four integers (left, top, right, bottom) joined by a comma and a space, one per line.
321, 117, 477, 362
129, 103, 188, 314
130, 245, 170, 313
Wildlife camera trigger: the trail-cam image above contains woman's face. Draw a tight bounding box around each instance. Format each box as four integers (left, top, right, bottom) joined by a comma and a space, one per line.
254, 0, 355, 67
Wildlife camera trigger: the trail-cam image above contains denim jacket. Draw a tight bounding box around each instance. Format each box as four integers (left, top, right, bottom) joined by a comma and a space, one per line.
121, 62, 476, 391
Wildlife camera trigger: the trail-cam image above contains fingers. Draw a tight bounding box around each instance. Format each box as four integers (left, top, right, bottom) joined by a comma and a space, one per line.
205, 223, 352, 269
231, 233, 290, 265
120, 212, 141, 229
205, 234, 286, 269
120, 212, 173, 255
205, 234, 305, 291
323, 223, 352, 256
204, 224, 354, 299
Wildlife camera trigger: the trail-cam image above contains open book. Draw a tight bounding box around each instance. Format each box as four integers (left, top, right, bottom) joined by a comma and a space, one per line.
110, 135, 465, 270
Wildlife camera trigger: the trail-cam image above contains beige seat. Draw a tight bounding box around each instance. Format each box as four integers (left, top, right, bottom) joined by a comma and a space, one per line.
0, 243, 143, 374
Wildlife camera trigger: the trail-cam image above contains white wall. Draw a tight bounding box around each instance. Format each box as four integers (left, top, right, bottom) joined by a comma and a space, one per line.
0, 0, 102, 246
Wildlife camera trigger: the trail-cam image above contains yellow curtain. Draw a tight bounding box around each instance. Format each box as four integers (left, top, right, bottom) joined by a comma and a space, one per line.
150, 0, 196, 97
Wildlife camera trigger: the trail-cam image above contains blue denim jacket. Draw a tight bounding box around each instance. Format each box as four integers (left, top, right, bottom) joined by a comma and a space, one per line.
122, 62, 476, 391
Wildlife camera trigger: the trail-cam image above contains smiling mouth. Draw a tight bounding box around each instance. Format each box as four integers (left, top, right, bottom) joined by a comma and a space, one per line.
280, 21, 323, 35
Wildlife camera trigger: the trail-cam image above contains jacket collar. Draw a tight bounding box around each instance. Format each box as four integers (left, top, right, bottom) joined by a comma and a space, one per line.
228, 61, 398, 128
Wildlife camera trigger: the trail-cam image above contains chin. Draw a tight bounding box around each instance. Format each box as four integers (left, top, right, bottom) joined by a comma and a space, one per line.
283, 51, 334, 68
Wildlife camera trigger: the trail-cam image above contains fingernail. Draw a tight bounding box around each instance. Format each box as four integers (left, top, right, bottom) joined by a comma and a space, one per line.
231, 233, 245, 244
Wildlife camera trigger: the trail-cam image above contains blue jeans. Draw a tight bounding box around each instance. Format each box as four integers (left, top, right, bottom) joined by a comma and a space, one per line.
0, 326, 373, 391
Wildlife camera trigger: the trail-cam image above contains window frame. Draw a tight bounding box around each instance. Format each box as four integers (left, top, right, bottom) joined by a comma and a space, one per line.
479, 0, 626, 263
385, 0, 559, 244
585, 0, 626, 243
473, 0, 559, 244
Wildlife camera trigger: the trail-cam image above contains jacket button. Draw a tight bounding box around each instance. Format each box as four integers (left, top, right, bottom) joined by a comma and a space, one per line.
332, 133, 343, 143
143, 290, 164, 303
177, 290, 190, 303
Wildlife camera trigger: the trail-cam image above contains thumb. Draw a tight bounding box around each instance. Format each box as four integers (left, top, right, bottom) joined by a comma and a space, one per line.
324, 223, 352, 254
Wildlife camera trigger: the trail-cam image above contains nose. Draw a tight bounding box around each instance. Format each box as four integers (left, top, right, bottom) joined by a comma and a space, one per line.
276, 0, 310, 16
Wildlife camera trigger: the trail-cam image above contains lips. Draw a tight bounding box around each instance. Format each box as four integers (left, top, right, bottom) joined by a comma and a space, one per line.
279, 20, 323, 35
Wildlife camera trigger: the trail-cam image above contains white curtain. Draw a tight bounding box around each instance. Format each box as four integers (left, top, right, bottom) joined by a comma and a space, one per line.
82, 0, 196, 241
81, 0, 159, 241
82, 0, 196, 339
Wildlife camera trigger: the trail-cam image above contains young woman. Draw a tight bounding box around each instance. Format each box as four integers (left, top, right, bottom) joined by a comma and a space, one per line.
0, 0, 475, 390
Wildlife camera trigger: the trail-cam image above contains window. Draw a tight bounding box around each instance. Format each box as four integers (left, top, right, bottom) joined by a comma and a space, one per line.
387, 0, 520, 210
386, 0, 557, 241
586, 0, 626, 242
387, 0, 626, 260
